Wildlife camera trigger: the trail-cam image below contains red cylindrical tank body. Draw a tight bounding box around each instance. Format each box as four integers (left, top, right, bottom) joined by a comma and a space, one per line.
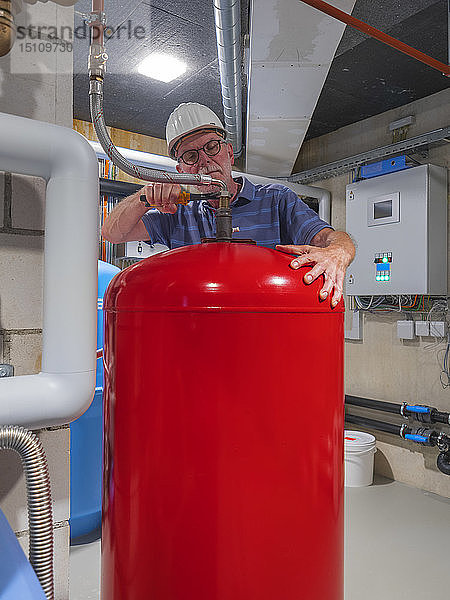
102, 242, 344, 600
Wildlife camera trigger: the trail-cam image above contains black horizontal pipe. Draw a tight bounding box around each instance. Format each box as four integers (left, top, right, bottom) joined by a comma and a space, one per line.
345, 394, 450, 425
100, 178, 141, 198
431, 410, 450, 425
99, 178, 221, 203
345, 413, 450, 476
345, 414, 404, 436
346, 395, 400, 415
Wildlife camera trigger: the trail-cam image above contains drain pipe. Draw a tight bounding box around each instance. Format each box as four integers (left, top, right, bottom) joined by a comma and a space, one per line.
0, 427, 54, 599
213, 0, 243, 156
0, 112, 98, 428
346, 413, 450, 476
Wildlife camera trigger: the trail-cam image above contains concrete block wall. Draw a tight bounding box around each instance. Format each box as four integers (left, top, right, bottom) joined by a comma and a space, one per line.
295, 88, 450, 497
0, 3, 74, 598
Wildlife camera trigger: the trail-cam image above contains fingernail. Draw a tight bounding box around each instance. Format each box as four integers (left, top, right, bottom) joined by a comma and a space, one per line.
320, 291, 328, 299
292, 261, 300, 268
305, 275, 312, 282
331, 300, 338, 307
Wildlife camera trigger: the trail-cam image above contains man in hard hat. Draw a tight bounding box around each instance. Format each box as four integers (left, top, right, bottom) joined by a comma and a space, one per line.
102, 103, 355, 307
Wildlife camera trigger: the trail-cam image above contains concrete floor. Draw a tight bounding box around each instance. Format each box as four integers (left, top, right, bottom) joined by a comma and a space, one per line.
70, 477, 450, 599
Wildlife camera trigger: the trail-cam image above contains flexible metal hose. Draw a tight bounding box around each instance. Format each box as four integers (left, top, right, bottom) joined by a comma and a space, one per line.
89, 80, 227, 194
0, 426, 54, 600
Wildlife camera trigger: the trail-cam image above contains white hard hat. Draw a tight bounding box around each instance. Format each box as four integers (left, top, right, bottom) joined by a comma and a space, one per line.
166, 103, 227, 158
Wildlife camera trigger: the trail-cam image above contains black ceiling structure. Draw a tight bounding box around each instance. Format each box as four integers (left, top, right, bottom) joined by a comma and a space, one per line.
73, 0, 449, 147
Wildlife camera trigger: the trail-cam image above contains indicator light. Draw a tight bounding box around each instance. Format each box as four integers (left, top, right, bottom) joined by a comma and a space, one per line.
376, 276, 381, 281
382, 257, 388, 263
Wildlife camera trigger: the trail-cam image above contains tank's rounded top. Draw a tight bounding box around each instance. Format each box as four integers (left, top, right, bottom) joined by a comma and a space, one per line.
104, 242, 344, 313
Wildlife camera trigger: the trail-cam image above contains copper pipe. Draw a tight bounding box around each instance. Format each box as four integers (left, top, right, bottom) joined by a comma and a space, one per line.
90, 0, 104, 45
300, 0, 450, 77
0, 0, 15, 57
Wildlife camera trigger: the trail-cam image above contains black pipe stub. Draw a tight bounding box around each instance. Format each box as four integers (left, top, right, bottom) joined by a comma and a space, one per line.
202, 238, 256, 244
437, 451, 450, 475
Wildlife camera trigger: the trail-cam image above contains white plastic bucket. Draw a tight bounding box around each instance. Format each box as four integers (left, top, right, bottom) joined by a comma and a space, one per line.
344, 430, 377, 487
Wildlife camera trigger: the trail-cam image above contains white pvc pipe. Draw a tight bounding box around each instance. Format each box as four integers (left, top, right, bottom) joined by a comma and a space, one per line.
0, 112, 98, 429
90, 142, 332, 223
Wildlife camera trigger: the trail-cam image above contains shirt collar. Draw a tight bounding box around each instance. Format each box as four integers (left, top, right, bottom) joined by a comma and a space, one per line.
232, 176, 255, 206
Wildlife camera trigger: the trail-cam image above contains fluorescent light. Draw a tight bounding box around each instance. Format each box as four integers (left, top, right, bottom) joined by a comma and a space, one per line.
137, 53, 187, 83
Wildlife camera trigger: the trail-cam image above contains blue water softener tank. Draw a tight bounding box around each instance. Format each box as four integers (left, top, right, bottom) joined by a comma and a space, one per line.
0, 508, 46, 600
69, 260, 120, 540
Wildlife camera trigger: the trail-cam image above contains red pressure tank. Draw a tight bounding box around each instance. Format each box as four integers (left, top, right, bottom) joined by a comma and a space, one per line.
102, 241, 344, 600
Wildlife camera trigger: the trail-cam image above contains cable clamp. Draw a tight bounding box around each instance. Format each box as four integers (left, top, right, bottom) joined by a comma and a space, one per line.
400, 423, 407, 439
400, 402, 408, 417
79, 10, 107, 27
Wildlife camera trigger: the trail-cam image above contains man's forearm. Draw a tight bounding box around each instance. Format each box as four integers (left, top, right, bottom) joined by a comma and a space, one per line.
102, 190, 148, 243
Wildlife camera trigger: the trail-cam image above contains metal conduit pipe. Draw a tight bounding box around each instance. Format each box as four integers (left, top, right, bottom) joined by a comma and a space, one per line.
213, 0, 243, 156
346, 394, 450, 425
345, 413, 450, 476
0, 427, 54, 599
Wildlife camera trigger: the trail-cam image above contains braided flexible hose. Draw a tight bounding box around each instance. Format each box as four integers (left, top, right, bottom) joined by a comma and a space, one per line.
89, 81, 227, 193
0, 426, 54, 600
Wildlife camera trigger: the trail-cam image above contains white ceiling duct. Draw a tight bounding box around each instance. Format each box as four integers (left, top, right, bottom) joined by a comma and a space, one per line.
246, 0, 356, 177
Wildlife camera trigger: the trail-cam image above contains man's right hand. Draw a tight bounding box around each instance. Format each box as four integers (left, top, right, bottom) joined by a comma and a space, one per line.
140, 182, 182, 214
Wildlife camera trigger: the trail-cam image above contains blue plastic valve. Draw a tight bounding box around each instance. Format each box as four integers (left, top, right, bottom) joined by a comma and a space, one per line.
405, 405, 431, 414
405, 433, 429, 443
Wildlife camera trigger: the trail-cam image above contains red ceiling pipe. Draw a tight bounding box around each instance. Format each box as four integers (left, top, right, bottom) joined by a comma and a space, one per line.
300, 0, 450, 77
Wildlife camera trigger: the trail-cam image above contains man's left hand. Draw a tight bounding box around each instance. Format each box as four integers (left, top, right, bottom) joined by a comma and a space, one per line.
276, 231, 355, 307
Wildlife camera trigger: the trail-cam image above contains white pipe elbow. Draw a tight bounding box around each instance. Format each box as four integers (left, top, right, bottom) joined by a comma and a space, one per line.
0, 112, 99, 428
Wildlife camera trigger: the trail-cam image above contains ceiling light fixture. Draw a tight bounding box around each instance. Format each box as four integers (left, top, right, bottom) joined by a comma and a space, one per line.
137, 53, 187, 83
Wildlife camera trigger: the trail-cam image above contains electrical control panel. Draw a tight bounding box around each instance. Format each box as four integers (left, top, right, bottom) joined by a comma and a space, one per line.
345, 164, 447, 296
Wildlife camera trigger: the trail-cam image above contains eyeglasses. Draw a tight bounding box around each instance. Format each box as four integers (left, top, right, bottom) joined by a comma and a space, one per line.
177, 139, 226, 165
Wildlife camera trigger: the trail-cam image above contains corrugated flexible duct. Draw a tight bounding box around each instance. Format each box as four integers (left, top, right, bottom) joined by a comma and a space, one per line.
0, 427, 54, 600
213, 0, 243, 156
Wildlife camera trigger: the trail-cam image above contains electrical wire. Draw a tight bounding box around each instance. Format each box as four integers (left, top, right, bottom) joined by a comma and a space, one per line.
351, 295, 450, 389
439, 334, 450, 389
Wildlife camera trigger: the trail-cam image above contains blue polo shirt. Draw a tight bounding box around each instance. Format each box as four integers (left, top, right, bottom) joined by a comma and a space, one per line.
141, 177, 330, 249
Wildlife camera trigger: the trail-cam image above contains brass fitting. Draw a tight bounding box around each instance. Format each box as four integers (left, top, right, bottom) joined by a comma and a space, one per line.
0, 1, 15, 57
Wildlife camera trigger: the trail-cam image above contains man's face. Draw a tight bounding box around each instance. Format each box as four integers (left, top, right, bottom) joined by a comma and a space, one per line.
175, 130, 235, 194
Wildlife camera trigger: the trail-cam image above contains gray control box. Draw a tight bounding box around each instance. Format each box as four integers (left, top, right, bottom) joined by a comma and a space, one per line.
345, 164, 447, 296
